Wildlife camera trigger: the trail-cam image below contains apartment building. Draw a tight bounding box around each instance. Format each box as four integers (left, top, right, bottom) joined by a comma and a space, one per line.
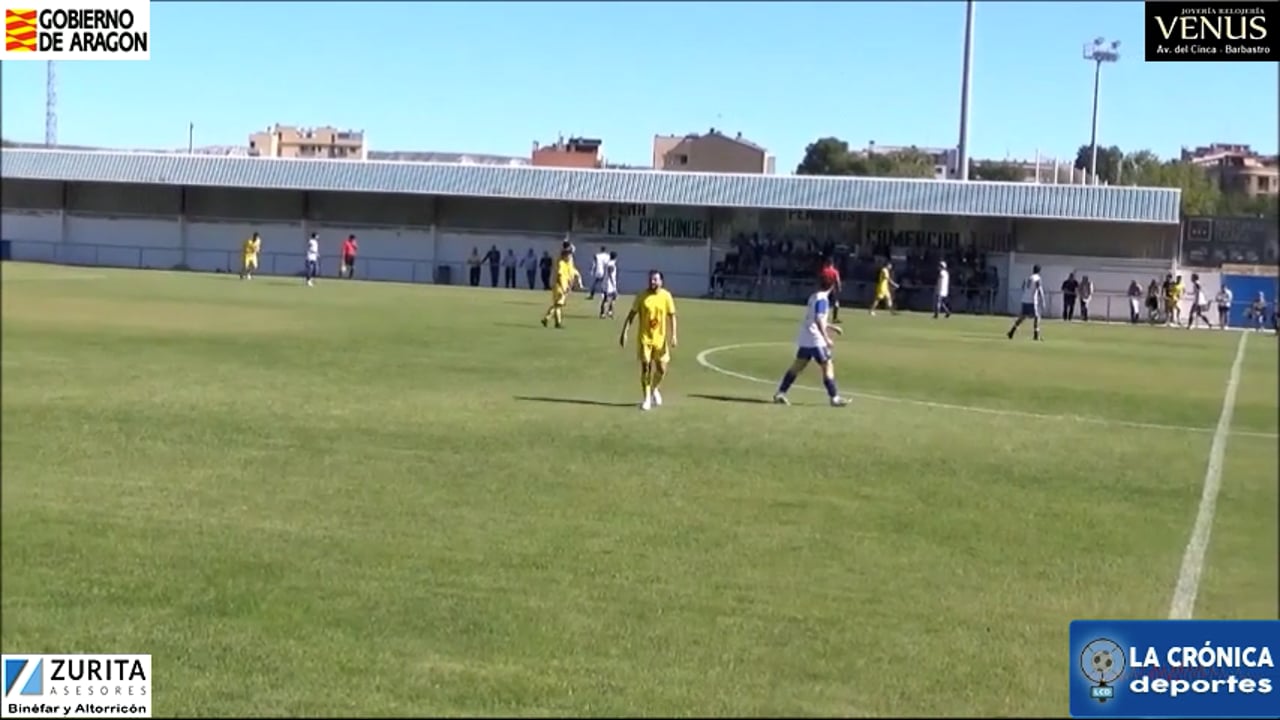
531, 136, 603, 169
652, 130, 774, 174
1182, 143, 1279, 197
860, 143, 958, 180
248, 125, 366, 160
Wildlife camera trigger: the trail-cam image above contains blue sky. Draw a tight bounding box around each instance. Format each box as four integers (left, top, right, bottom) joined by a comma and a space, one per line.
2, 1, 1276, 171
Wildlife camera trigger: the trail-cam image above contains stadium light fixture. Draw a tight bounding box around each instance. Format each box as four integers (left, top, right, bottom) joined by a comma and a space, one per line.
956, 0, 976, 181
1082, 38, 1121, 185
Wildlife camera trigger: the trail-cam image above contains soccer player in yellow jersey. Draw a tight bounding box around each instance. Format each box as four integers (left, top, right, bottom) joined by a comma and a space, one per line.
869, 260, 898, 315
240, 232, 262, 280
1170, 275, 1186, 325
619, 270, 678, 411
541, 249, 582, 329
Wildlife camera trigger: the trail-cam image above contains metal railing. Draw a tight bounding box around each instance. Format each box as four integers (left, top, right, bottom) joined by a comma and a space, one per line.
1036, 291, 1149, 323
709, 274, 1003, 314
703, 276, 1279, 326
448, 261, 704, 296
1032, 290, 1278, 325
7, 239, 1271, 327
1113, 297, 1276, 329
0, 240, 706, 295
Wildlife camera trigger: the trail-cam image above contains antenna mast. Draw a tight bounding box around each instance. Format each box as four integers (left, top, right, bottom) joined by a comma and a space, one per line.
45, 60, 57, 146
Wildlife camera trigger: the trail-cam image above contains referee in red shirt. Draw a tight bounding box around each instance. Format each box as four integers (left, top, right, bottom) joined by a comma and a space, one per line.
820, 257, 842, 323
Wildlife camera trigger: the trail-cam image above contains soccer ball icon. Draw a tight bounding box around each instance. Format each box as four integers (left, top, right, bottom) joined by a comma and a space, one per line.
1080, 638, 1125, 685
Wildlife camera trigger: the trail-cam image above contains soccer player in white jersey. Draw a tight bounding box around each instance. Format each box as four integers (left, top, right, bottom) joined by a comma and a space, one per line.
1185, 273, 1212, 329
933, 260, 952, 319
304, 233, 320, 287
773, 275, 848, 407
599, 251, 619, 319
1006, 264, 1045, 341
589, 246, 610, 299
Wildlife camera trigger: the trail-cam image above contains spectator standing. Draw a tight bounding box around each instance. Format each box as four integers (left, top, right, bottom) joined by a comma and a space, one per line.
1127, 280, 1143, 324
484, 245, 501, 287
538, 250, 553, 290
1078, 276, 1093, 322
1061, 273, 1080, 321
1248, 291, 1268, 331
1215, 285, 1233, 329
502, 249, 518, 288
521, 248, 538, 289
467, 248, 482, 287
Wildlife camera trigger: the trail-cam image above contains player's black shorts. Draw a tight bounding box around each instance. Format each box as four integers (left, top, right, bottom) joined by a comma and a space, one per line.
343, 255, 356, 267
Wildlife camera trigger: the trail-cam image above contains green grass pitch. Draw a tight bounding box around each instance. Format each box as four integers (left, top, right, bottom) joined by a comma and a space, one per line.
2, 261, 1275, 717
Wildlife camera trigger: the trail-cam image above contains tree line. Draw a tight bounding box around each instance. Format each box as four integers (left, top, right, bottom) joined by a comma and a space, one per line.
795, 137, 1278, 218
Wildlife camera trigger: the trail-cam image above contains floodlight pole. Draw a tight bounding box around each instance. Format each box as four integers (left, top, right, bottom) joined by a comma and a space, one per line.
1083, 40, 1120, 185
957, 0, 976, 181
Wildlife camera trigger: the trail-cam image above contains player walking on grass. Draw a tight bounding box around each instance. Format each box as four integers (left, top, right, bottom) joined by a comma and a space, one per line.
934, 260, 952, 319
304, 233, 320, 287
1185, 273, 1213, 329
240, 232, 261, 280
541, 249, 581, 329
1006, 264, 1044, 341
619, 270, 678, 411
774, 275, 848, 407
599, 251, 619, 319
589, 246, 610, 300
869, 260, 898, 316
820, 258, 842, 323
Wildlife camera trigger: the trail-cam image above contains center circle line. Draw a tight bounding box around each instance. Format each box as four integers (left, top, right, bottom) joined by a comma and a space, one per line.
693, 342, 1276, 439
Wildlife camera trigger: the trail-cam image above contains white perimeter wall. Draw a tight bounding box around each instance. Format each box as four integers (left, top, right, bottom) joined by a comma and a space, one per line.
995, 252, 1215, 321
0, 212, 713, 295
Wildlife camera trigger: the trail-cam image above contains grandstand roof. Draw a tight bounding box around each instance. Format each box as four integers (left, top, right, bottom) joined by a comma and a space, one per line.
0, 149, 1181, 224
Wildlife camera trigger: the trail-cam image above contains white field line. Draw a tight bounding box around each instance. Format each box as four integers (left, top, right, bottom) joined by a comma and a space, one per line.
694, 342, 1276, 440
1168, 331, 1250, 620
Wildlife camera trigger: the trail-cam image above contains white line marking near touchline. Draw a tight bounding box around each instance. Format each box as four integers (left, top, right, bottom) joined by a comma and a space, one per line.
1168, 331, 1249, 620
694, 342, 1277, 439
